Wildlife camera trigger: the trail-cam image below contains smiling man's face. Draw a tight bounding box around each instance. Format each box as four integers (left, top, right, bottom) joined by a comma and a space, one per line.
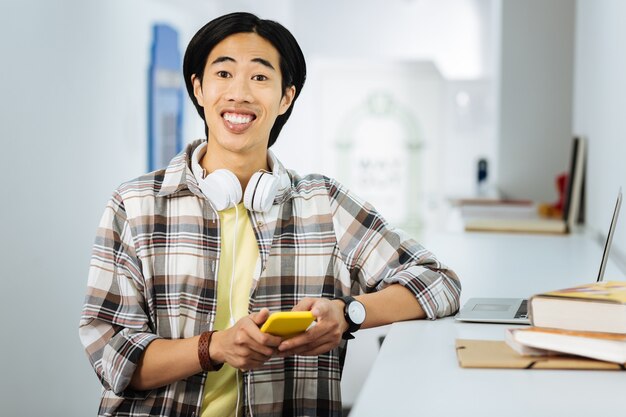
192, 32, 295, 157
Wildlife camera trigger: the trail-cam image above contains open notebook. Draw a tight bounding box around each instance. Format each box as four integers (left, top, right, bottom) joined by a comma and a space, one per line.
464, 136, 586, 234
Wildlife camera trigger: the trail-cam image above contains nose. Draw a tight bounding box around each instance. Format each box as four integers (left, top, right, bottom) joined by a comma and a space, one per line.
225, 75, 254, 103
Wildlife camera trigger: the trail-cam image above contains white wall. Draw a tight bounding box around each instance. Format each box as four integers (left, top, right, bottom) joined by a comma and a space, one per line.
0, 1, 500, 414
573, 0, 626, 271
0, 1, 209, 415
497, 0, 575, 202
5, 1, 576, 414
279, 0, 496, 182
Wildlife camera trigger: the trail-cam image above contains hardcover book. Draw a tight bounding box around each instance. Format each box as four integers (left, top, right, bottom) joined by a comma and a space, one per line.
529, 281, 626, 334
506, 327, 626, 364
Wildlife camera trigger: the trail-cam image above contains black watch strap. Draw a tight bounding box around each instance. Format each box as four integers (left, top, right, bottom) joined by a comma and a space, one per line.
334, 295, 364, 339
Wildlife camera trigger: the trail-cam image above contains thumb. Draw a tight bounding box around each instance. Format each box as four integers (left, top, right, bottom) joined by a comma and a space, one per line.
249, 308, 270, 327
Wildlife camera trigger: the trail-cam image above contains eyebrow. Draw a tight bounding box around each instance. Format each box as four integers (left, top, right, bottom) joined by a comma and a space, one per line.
211, 56, 276, 71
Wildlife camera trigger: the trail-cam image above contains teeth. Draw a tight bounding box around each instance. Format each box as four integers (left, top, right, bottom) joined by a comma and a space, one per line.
223, 112, 253, 125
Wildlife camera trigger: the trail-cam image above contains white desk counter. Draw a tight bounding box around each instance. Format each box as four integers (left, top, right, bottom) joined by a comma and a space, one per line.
422, 231, 623, 301
349, 232, 626, 417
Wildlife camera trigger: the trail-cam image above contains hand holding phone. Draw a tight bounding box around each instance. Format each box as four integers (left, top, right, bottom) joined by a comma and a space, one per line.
260, 311, 316, 338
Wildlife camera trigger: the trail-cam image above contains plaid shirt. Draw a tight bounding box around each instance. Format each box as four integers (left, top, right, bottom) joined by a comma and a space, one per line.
79, 140, 461, 417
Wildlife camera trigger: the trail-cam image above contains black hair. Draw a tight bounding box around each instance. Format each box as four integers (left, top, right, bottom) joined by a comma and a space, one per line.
183, 12, 307, 148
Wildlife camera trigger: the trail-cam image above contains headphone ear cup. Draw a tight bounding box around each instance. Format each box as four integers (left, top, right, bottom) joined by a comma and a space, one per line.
244, 172, 280, 212
200, 169, 242, 211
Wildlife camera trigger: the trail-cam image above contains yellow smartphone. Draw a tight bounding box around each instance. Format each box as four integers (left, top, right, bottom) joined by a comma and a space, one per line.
260, 311, 315, 338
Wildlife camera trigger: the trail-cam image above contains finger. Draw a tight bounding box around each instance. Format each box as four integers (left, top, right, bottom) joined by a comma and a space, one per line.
227, 320, 277, 357
238, 329, 281, 356
249, 308, 270, 326
278, 316, 331, 347
277, 338, 313, 356
278, 327, 328, 352
310, 299, 334, 318
277, 331, 314, 351
248, 339, 279, 357
245, 309, 283, 346
234, 345, 273, 364
243, 318, 283, 347
224, 342, 270, 370
291, 297, 316, 312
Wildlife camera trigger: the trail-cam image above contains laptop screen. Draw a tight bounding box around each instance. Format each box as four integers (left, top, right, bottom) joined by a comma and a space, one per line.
597, 188, 622, 282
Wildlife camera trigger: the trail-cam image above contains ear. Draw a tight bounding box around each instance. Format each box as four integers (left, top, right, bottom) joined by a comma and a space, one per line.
191, 74, 204, 107
278, 85, 296, 116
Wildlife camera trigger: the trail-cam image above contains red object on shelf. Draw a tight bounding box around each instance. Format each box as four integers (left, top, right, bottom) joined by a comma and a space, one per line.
554, 172, 568, 212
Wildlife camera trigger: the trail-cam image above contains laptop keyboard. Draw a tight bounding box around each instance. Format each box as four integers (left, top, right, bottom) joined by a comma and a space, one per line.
514, 299, 528, 319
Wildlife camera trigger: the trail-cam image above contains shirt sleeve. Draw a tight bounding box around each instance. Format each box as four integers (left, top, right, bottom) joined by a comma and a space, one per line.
327, 178, 461, 319
79, 191, 160, 398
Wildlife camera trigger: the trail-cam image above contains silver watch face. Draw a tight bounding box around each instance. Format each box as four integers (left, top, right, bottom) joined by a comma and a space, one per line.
348, 301, 366, 325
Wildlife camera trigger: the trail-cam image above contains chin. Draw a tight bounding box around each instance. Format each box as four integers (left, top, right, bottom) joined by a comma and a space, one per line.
218, 138, 259, 154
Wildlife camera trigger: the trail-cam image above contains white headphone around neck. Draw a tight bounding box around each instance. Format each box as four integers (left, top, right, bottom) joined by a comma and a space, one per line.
191, 142, 281, 213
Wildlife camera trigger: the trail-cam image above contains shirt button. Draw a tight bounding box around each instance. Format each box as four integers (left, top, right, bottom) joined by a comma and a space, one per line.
257, 221, 264, 227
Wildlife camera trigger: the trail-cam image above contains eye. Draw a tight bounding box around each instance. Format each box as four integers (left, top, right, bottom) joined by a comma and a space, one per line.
216, 71, 231, 78
252, 74, 268, 81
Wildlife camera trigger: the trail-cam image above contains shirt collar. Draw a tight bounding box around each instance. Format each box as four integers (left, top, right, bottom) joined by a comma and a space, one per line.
157, 139, 205, 198
157, 139, 294, 204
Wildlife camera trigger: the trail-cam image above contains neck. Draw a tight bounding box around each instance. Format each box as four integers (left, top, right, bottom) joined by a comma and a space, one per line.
200, 141, 270, 191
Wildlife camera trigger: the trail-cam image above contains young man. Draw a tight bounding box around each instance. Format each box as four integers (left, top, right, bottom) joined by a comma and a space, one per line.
80, 12, 461, 417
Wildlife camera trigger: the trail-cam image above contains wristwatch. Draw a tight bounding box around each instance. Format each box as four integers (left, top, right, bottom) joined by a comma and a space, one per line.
335, 296, 366, 339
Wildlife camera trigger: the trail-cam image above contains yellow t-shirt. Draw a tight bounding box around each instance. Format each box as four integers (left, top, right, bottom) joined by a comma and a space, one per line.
201, 203, 258, 417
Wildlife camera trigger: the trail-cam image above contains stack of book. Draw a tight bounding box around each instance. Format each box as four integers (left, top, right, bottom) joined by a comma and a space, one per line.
506, 281, 626, 364
463, 136, 586, 234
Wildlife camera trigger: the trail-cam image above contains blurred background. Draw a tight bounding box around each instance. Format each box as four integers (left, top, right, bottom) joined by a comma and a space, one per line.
1, 0, 625, 415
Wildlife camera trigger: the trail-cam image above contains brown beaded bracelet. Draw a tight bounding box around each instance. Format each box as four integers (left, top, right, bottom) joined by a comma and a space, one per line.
198, 331, 223, 372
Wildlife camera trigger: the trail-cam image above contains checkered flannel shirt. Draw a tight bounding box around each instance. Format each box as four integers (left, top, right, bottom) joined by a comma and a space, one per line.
79, 140, 461, 417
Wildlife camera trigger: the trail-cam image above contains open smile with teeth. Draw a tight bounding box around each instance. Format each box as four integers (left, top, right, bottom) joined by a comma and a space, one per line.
222, 112, 256, 125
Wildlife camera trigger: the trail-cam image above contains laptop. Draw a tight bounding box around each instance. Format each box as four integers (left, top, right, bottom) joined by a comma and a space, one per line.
464, 136, 586, 234
455, 188, 622, 324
